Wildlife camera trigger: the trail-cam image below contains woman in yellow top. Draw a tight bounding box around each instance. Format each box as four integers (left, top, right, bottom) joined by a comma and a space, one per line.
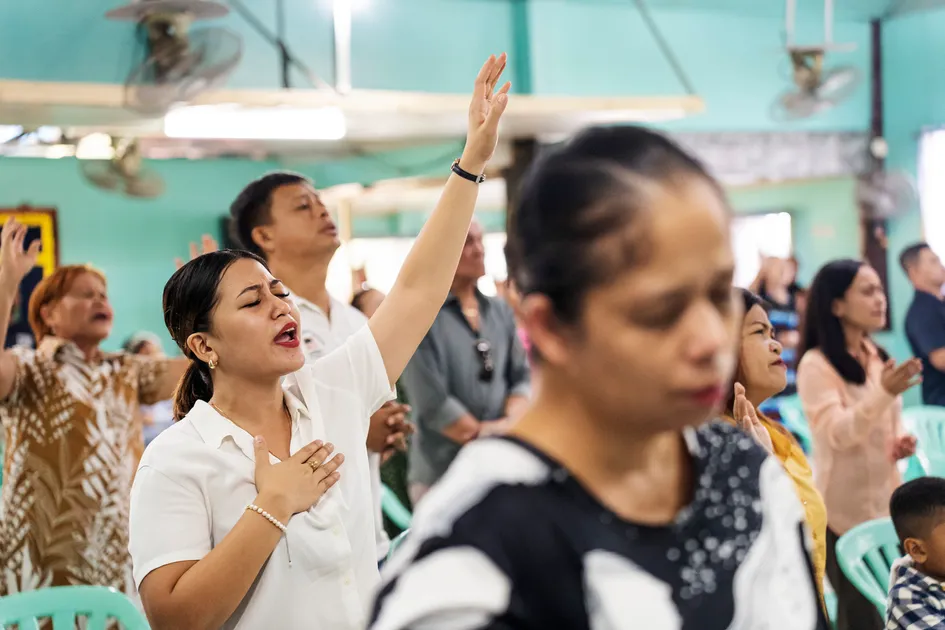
722, 288, 827, 597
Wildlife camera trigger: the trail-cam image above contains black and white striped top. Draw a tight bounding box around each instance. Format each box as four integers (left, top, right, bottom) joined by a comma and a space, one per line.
370, 422, 828, 630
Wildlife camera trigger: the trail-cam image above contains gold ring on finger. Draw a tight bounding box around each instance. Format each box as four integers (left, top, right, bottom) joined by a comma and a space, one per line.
308, 460, 320, 472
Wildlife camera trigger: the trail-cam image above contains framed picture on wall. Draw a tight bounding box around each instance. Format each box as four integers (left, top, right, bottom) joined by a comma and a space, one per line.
0, 207, 59, 349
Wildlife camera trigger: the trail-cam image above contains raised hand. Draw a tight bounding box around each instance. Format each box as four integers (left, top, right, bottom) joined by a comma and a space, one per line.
175, 234, 219, 270
0, 217, 41, 291
733, 383, 774, 455
891, 434, 918, 462
253, 437, 344, 519
880, 358, 922, 396
461, 53, 511, 172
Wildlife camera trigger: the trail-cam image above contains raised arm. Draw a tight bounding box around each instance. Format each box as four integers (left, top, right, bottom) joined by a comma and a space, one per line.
150, 357, 189, 401
0, 218, 41, 401
368, 53, 511, 387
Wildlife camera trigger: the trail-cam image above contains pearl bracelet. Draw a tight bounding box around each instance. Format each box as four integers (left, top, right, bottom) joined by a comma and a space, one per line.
246, 503, 288, 533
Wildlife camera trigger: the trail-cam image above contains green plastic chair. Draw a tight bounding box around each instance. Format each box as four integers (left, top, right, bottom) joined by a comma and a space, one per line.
0, 585, 150, 629
835, 518, 900, 615
900, 454, 928, 483
823, 589, 837, 629
775, 394, 814, 455
901, 405, 945, 477
387, 529, 409, 561
381, 483, 412, 531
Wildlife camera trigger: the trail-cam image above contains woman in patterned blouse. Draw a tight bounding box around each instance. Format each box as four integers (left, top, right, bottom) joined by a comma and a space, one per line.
0, 218, 187, 597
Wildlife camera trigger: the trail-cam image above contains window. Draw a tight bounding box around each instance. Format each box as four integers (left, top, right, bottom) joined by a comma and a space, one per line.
326, 233, 510, 301
731, 212, 793, 288
919, 131, 945, 257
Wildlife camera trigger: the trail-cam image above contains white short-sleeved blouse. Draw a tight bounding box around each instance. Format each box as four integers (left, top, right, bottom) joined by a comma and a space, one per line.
129, 325, 393, 630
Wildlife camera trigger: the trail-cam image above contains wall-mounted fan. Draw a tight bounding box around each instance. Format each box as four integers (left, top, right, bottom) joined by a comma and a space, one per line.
80, 138, 165, 199
772, 0, 862, 121
856, 136, 919, 221
106, 0, 243, 116
773, 50, 861, 120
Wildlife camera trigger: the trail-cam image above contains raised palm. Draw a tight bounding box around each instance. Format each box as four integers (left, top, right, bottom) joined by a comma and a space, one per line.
733, 383, 774, 455
175, 234, 219, 270
0, 217, 41, 286
465, 53, 512, 167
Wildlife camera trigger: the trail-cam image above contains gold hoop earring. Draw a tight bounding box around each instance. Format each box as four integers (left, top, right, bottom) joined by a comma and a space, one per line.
208, 358, 217, 370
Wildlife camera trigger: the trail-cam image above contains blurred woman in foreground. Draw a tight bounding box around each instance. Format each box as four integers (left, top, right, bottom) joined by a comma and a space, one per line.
370, 126, 827, 629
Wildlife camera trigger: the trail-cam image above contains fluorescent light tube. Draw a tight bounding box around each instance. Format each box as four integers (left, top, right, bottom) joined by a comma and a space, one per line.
164, 105, 347, 141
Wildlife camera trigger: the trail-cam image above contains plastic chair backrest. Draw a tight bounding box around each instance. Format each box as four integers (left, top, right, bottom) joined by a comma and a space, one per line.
381, 483, 412, 531
0, 585, 150, 629
835, 518, 900, 614
387, 529, 409, 560
900, 454, 928, 482
901, 406, 945, 476
775, 394, 814, 454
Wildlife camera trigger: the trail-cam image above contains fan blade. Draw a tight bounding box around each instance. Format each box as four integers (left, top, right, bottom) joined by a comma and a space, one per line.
771, 90, 826, 121
123, 170, 166, 199
125, 27, 243, 116
857, 171, 919, 219
80, 161, 123, 191
815, 67, 862, 106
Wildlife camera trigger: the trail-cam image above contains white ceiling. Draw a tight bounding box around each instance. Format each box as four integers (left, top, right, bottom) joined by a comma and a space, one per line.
0, 80, 703, 161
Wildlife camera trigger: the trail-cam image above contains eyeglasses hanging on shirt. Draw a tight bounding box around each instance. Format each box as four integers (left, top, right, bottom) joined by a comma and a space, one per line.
475, 339, 495, 382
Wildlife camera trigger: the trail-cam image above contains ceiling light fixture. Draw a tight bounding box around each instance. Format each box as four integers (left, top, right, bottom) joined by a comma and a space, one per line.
75, 133, 115, 160
164, 105, 347, 141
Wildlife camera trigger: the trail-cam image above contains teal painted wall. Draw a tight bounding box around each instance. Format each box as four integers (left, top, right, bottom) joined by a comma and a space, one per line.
528, 4, 869, 132
880, 11, 945, 369
0, 1, 869, 132
728, 178, 861, 286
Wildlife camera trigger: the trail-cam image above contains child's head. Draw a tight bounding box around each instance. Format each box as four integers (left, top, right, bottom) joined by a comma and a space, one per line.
891, 477, 945, 578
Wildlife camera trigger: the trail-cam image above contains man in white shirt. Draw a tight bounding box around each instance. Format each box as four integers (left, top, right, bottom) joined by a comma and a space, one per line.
226, 172, 410, 560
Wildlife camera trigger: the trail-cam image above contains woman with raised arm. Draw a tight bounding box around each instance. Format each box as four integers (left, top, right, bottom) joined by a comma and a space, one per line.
0, 218, 187, 598
797, 259, 920, 630
369, 125, 828, 629
128, 54, 510, 630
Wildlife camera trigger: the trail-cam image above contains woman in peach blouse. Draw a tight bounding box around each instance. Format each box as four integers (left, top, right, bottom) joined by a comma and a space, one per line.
797, 259, 921, 630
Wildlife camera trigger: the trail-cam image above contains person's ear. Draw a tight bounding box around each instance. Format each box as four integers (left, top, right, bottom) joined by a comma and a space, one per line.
251, 225, 276, 257
187, 333, 218, 368
831, 298, 846, 319
904, 537, 929, 564
519, 294, 572, 367
39, 302, 61, 337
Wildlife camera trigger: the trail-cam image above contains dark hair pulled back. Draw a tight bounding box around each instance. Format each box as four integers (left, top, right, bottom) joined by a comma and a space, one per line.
163, 249, 269, 419
509, 125, 721, 325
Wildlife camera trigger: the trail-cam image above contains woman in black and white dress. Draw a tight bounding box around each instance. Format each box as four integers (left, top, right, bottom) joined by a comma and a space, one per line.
369, 127, 828, 630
